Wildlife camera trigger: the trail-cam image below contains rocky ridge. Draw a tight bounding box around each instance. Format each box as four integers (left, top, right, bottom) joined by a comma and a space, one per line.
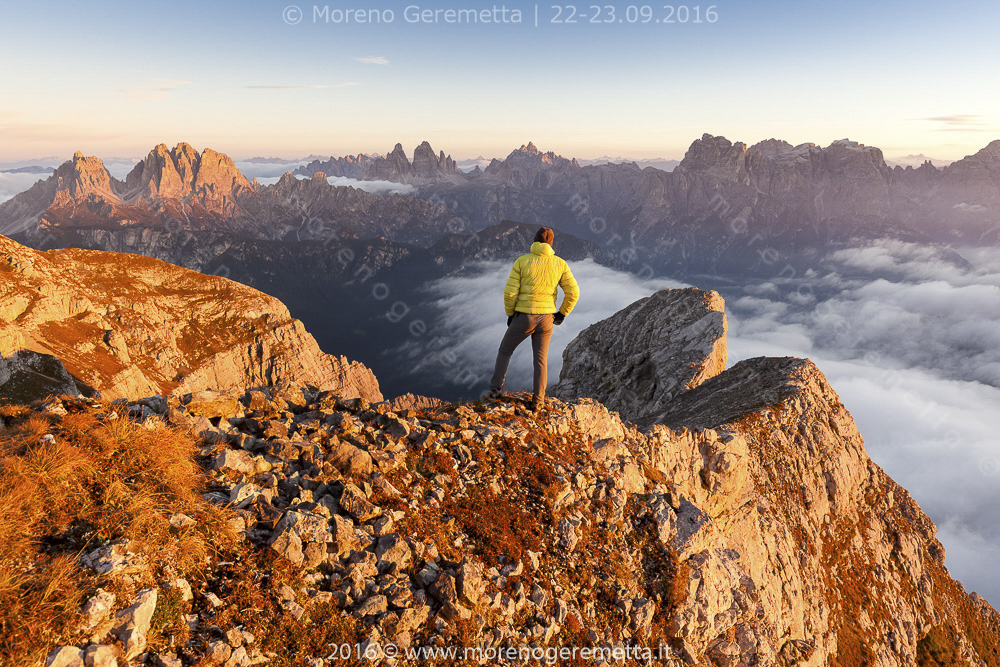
294, 141, 460, 185
0, 234, 381, 403
20, 287, 1000, 667
8, 135, 1000, 284
0, 144, 460, 246
121, 143, 254, 217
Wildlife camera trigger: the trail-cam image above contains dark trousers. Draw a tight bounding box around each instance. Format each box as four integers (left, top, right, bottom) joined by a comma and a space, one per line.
490, 312, 555, 400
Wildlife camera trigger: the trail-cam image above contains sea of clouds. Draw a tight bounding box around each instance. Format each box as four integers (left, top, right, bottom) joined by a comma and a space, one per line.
400, 240, 1000, 606
0, 171, 48, 204
249, 171, 416, 196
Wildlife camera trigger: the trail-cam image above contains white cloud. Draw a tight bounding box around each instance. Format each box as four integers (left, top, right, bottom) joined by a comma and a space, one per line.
327, 175, 414, 195
124, 78, 191, 103
252, 172, 416, 196
954, 203, 987, 213
244, 85, 330, 89
234, 160, 312, 180
0, 171, 48, 203
923, 114, 983, 126
356, 56, 389, 65
726, 242, 1000, 606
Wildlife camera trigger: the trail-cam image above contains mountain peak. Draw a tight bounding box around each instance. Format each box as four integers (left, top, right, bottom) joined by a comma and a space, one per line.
49, 152, 117, 209
121, 143, 252, 214
677, 133, 748, 173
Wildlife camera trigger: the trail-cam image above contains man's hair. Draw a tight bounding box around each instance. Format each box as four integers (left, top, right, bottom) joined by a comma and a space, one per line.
533, 227, 554, 245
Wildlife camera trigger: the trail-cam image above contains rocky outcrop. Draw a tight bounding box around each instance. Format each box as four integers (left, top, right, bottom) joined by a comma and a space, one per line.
0, 145, 257, 238
431, 134, 1000, 273
350, 141, 461, 185
121, 143, 253, 217
0, 152, 123, 237
636, 354, 1000, 666
0, 234, 381, 402
482, 141, 582, 189
552, 288, 727, 422
548, 288, 1000, 664
28, 350, 999, 666
412, 141, 457, 179
11, 283, 998, 665
6, 136, 1000, 277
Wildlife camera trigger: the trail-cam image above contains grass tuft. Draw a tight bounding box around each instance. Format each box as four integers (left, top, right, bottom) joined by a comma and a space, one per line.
0, 398, 235, 666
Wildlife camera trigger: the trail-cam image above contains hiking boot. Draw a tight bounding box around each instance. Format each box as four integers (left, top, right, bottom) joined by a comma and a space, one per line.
483, 387, 503, 400
530, 397, 545, 412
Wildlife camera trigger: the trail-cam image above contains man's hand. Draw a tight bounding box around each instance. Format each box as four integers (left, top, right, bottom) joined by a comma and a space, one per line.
554, 312, 565, 325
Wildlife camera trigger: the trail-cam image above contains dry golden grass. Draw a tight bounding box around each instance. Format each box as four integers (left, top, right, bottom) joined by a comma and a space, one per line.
0, 398, 236, 666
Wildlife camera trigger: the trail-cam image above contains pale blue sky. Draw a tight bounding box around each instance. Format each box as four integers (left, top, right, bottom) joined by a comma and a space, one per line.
1, 0, 998, 160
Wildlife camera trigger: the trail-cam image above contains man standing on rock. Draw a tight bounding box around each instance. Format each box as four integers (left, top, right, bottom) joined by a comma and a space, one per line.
485, 227, 579, 411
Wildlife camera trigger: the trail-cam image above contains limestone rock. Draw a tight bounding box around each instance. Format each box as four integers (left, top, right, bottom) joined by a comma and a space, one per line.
82, 645, 119, 667
45, 646, 84, 667
383, 393, 444, 412
339, 483, 380, 522
21, 280, 1000, 667
553, 287, 726, 423
375, 533, 411, 572
331, 514, 359, 556
0, 234, 382, 402
79, 588, 116, 634
184, 390, 241, 419
273, 510, 332, 544
79, 542, 147, 577
328, 441, 374, 475
429, 572, 459, 605
457, 559, 486, 605
356, 595, 388, 617
111, 588, 157, 660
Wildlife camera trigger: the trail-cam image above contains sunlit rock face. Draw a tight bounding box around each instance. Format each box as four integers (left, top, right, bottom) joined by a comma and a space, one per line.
0, 234, 381, 402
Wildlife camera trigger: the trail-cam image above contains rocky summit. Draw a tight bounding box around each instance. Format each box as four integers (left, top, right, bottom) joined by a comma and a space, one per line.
5, 266, 998, 666
0, 234, 381, 403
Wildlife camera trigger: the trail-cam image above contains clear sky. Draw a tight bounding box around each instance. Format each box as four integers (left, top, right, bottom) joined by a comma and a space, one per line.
1, 0, 998, 161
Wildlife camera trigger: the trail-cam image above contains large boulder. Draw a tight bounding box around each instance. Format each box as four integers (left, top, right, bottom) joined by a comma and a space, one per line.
552, 287, 726, 422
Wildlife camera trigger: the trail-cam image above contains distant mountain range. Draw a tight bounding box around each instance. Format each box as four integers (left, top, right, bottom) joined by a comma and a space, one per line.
884, 153, 953, 169
2, 134, 998, 394
0, 165, 53, 175
453, 154, 679, 173
8, 136, 999, 252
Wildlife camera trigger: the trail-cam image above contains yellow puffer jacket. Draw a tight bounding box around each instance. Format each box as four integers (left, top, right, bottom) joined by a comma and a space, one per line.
504, 242, 580, 316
